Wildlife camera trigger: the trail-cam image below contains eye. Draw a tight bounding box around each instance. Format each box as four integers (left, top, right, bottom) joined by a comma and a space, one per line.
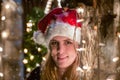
50, 41, 58, 48
64, 40, 73, 45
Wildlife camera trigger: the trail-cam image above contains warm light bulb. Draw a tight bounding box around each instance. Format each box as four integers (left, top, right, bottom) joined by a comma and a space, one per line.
46, 5, 51, 8
26, 28, 32, 32
106, 78, 114, 80
27, 68, 31, 72
38, 47, 41, 52
83, 65, 91, 71
76, 67, 84, 72
42, 57, 46, 61
24, 48, 28, 54
1, 16, 6, 21
44, 0, 53, 14
76, 48, 86, 52
29, 20, 32, 22
44, 8, 50, 14
5, 4, 10, 9
36, 63, 40, 67
112, 57, 119, 62
82, 40, 86, 44
99, 43, 105, 47
83, 65, 88, 70
23, 59, 28, 64
57, 0, 61, 8
27, 22, 33, 27
76, 7, 84, 14
30, 55, 34, 60
117, 32, 120, 38
0, 47, 3, 52
77, 19, 84, 22
47, 1, 52, 5
1, 31, 9, 39
94, 26, 98, 30
0, 72, 4, 77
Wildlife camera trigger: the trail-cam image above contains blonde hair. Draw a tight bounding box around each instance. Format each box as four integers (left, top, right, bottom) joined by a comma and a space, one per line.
40, 50, 81, 80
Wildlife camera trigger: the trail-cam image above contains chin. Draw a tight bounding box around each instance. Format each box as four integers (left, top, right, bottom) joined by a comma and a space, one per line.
57, 64, 70, 69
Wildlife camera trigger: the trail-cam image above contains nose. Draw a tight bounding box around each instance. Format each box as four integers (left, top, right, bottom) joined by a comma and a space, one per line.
57, 43, 65, 54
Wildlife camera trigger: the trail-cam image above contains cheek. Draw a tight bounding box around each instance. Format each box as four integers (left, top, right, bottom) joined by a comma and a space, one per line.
51, 49, 57, 55
67, 46, 77, 57
69, 50, 77, 58
50, 49, 57, 60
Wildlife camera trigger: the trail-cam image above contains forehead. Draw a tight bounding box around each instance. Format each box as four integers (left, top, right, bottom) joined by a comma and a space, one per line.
51, 36, 72, 41
50, 36, 80, 46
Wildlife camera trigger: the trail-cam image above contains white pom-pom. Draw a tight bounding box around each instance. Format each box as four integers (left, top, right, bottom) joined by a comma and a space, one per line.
33, 31, 47, 46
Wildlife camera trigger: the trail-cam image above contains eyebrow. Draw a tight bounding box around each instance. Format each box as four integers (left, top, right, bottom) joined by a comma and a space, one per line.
50, 39, 57, 42
51, 38, 73, 42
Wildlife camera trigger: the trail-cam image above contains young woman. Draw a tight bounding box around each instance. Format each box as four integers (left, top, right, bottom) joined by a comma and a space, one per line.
26, 6, 83, 80
40, 35, 81, 80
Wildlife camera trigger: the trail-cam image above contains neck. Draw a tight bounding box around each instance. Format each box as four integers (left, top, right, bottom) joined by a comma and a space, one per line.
57, 68, 66, 80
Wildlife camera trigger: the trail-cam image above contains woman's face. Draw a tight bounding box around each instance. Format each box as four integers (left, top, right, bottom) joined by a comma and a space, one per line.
49, 36, 79, 70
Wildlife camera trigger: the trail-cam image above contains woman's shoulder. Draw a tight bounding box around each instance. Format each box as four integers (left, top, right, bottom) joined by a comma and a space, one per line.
26, 66, 40, 80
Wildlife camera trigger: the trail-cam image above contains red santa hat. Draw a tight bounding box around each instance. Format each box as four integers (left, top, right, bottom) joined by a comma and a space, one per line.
33, 8, 82, 46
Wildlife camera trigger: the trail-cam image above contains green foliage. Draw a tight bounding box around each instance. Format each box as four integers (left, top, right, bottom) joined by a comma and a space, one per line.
26, 7, 44, 24
23, 7, 47, 74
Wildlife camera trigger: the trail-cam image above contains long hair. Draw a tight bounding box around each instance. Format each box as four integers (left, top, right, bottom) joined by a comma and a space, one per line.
40, 49, 81, 80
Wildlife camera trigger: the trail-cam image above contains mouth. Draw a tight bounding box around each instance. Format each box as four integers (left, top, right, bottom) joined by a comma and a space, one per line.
57, 56, 68, 63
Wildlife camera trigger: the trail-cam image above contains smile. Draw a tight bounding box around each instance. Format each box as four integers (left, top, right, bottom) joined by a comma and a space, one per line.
57, 56, 68, 63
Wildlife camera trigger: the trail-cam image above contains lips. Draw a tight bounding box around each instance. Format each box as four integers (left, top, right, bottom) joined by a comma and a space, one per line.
57, 56, 68, 63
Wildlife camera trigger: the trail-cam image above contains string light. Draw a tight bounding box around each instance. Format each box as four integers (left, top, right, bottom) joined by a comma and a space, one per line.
5, 4, 10, 9
94, 25, 98, 31
117, 32, 120, 38
112, 57, 119, 62
76, 48, 86, 52
26, 22, 33, 28
44, 0, 53, 14
37, 47, 41, 52
26, 20, 34, 32
28, 20, 32, 22
77, 19, 84, 22
106, 79, 114, 80
30, 55, 34, 60
26, 28, 32, 33
83, 65, 91, 71
1, 16, 6, 21
1, 30, 9, 39
76, 7, 84, 14
26, 68, 31, 72
76, 67, 84, 72
0, 72, 4, 77
99, 43, 105, 47
46, 5, 51, 8
57, 0, 61, 8
82, 40, 86, 44
47, 1, 52, 5
0, 47, 3, 52
106, 75, 115, 80
42, 57, 46, 61
36, 63, 40, 67
23, 59, 28, 64
24, 48, 28, 54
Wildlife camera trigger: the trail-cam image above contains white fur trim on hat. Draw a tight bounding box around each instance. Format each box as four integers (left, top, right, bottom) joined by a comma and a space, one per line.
33, 31, 47, 46
33, 22, 81, 46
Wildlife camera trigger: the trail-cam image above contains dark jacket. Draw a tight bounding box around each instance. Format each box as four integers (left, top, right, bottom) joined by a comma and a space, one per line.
26, 67, 40, 80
